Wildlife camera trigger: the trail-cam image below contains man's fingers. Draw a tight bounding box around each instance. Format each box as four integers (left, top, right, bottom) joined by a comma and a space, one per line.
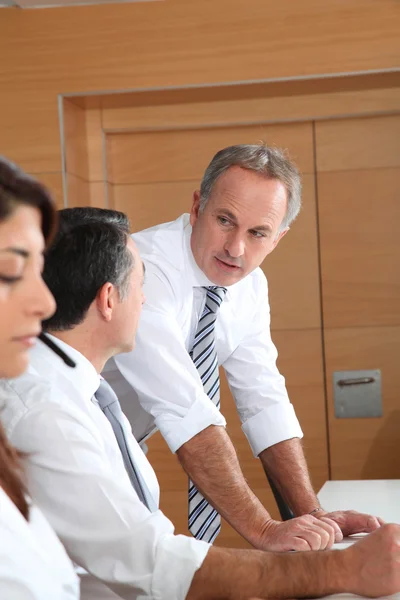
311, 516, 336, 547
364, 515, 383, 532
287, 536, 312, 552
318, 516, 343, 542
324, 510, 384, 536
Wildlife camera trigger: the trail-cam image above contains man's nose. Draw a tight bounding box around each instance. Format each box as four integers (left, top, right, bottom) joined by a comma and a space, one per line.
224, 233, 245, 258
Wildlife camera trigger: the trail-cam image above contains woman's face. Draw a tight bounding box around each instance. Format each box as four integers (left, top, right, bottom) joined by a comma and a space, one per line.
0, 205, 56, 378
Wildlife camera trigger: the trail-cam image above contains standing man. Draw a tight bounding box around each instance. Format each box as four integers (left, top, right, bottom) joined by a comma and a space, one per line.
107, 144, 382, 550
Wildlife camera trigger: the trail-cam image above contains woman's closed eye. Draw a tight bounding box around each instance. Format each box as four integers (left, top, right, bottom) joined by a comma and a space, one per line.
0, 274, 23, 284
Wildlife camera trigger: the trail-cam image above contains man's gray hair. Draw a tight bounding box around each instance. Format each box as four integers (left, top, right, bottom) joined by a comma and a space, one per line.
199, 144, 302, 230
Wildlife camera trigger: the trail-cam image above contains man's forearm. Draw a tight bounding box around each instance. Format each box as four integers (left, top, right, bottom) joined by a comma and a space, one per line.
187, 545, 346, 600
259, 438, 319, 516
177, 425, 272, 548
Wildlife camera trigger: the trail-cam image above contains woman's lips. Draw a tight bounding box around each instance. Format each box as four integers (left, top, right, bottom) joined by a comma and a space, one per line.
12, 334, 38, 348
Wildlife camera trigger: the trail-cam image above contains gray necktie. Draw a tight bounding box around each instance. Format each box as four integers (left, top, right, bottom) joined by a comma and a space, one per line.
95, 378, 157, 512
188, 285, 227, 543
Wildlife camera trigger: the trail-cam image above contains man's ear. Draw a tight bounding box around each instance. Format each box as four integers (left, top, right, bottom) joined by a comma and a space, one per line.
272, 227, 289, 250
190, 190, 201, 227
96, 282, 115, 322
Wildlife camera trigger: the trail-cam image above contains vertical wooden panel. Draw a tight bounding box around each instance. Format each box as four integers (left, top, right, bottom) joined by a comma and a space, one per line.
66, 173, 90, 207
318, 167, 400, 329
86, 107, 105, 182
110, 181, 196, 231
316, 114, 400, 172
63, 99, 89, 180
265, 173, 321, 331
31, 172, 65, 209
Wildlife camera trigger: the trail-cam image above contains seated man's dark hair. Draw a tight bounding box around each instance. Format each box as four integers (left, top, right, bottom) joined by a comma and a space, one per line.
42, 207, 133, 332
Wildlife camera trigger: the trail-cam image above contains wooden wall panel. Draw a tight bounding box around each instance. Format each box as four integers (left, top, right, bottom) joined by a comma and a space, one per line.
325, 326, 400, 480
0, 97, 62, 174
106, 122, 314, 185
66, 173, 90, 207
264, 173, 320, 331
103, 85, 400, 132
110, 181, 196, 231
64, 99, 89, 180
318, 167, 400, 329
31, 172, 64, 209
316, 114, 400, 172
85, 107, 105, 182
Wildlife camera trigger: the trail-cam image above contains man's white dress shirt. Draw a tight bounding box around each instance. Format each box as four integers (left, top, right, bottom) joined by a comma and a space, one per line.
0, 337, 209, 600
0, 487, 79, 600
105, 213, 303, 457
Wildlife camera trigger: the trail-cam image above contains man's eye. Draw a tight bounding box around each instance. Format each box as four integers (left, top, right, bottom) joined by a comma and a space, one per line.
218, 217, 230, 226
250, 230, 265, 239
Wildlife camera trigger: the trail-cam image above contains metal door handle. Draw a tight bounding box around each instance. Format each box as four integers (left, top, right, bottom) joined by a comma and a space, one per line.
337, 377, 375, 387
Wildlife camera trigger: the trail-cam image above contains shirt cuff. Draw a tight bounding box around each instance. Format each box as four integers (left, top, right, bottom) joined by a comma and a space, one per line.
152, 535, 210, 600
155, 393, 226, 453
242, 403, 303, 457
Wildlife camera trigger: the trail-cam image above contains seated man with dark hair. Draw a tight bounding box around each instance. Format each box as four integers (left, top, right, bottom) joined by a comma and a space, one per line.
0, 206, 400, 600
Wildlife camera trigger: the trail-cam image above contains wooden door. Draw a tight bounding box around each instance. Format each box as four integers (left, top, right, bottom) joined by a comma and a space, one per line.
316, 113, 400, 480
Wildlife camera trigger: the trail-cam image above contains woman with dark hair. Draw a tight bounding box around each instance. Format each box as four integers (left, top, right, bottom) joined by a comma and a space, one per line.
0, 156, 79, 599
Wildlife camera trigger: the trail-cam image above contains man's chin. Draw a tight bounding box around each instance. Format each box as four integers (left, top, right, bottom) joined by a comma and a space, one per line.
207, 267, 245, 287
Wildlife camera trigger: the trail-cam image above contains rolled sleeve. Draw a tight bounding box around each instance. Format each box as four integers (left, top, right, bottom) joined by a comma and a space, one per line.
155, 391, 226, 453
152, 534, 209, 600
242, 403, 303, 458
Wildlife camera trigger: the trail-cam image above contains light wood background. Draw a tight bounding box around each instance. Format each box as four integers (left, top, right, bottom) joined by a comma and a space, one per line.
0, 0, 399, 548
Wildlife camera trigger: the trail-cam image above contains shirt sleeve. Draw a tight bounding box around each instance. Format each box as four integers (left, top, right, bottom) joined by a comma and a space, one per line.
115, 263, 226, 453
10, 402, 210, 600
223, 273, 303, 458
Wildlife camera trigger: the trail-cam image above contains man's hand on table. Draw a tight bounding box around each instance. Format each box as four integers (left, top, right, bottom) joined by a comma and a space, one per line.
315, 509, 385, 537
258, 514, 342, 551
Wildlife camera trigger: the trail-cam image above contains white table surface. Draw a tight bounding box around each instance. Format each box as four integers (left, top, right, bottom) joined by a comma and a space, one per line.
313, 480, 400, 600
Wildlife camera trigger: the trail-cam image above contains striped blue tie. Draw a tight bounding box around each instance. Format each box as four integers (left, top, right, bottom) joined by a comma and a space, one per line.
188, 285, 227, 543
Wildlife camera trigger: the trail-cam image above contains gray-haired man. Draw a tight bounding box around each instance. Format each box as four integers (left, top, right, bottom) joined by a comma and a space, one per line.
106, 144, 383, 551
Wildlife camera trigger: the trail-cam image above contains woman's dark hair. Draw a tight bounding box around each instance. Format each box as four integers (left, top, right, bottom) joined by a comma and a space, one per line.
0, 155, 58, 245
0, 156, 58, 520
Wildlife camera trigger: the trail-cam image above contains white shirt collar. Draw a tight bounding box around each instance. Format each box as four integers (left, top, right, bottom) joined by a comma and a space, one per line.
30, 335, 100, 403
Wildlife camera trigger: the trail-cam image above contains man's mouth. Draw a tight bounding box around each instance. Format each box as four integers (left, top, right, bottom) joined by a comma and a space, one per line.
215, 257, 241, 271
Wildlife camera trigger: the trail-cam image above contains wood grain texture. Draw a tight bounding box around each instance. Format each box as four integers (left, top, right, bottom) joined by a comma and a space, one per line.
102, 85, 400, 132
106, 121, 314, 185
325, 325, 400, 480
0, 0, 398, 174
316, 114, 400, 172
85, 107, 105, 182
30, 172, 65, 209
64, 99, 89, 180
318, 167, 400, 329
66, 173, 90, 207
264, 173, 321, 331
109, 180, 196, 231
